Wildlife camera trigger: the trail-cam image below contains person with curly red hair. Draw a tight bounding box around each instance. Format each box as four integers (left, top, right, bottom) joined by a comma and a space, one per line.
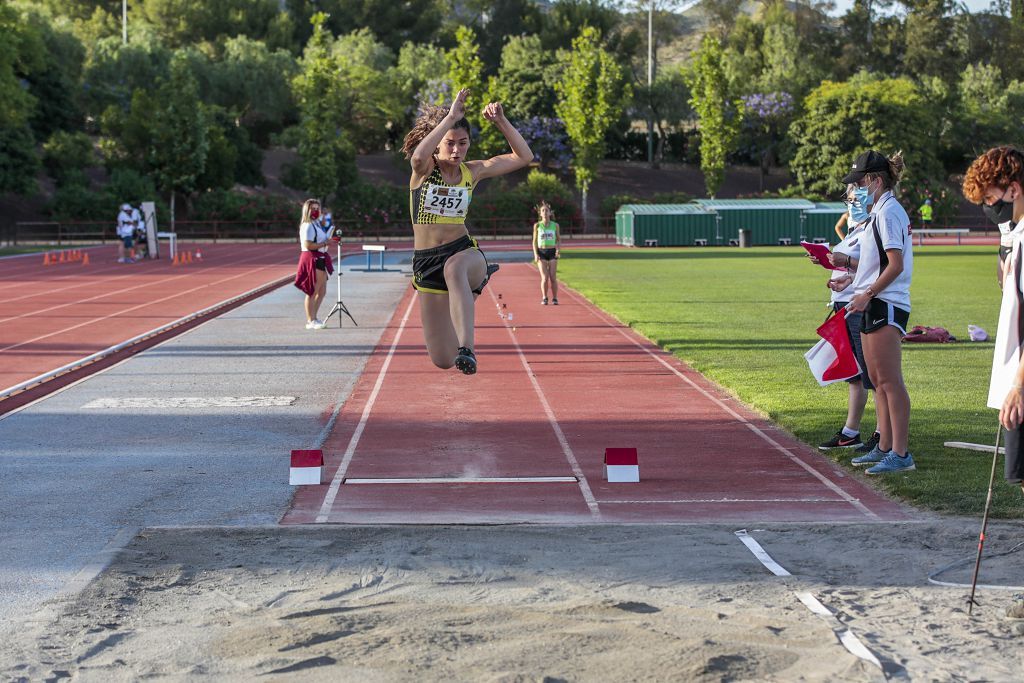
963, 146, 1024, 492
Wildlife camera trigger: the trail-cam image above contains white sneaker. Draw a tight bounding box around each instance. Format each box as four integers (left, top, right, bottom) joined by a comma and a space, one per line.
310, 319, 325, 329
305, 320, 316, 329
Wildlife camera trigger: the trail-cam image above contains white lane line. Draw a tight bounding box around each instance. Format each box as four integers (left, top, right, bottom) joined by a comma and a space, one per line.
315, 293, 417, 523
944, 441, 1005, 454
602, 498, 844, 504
735, 529, 792, 576
564, 286, 879, 521
796, 592, 884, 672
344, 476, 578, 484
82, 396, 296, 409
0, 253, 296, 354
489, 288, 601, 520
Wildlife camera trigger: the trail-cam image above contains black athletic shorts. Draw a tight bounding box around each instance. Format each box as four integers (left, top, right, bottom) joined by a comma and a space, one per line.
313, 252, 327, 271
412, 234, 491, 295
861, 298, 910, 335
1003, 423, 1024, 483
833, 302, 872, 390
537, 248, 557, 261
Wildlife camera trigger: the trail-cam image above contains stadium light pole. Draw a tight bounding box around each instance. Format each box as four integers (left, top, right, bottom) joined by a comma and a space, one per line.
122, 0, 127, 45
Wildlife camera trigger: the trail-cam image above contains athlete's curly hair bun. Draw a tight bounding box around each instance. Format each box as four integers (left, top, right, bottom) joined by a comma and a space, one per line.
401, 103, 471, 159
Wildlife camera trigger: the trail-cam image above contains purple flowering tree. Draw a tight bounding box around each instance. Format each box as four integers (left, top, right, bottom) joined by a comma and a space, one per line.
517, 116, 573, 170
740, 91, 794, 191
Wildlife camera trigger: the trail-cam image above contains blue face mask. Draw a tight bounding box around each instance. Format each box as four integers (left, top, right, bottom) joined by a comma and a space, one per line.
852, 185, 874, 212
849, 198, 871, 224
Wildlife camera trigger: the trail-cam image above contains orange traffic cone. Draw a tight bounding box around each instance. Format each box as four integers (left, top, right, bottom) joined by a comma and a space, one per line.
186, 251, 193, 264
172, 253, 180, 266
82, 252, 90, 266
58, 251, 66, 263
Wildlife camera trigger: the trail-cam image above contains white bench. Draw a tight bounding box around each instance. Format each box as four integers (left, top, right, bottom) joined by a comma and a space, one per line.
915, 228, 968, 245
777, 237, 792, 246
362, 244, 386, 271
728, 238, 740, 247
644, 239, 658, 247
157, 231, 177, 260
812, 237, 830, 244
694, 238, 708, 247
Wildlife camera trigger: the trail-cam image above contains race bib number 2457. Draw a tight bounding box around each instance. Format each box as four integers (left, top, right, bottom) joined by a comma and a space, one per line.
424, 185, 469, 218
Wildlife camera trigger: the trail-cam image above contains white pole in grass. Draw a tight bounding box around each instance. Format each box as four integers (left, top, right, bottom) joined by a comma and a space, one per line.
122, 0, 127, 45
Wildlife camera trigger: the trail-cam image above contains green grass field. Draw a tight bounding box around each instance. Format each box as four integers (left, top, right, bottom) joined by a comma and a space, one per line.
558, 245, 1023, 518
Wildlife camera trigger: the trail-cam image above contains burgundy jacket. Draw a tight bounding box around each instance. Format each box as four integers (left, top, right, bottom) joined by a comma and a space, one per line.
294, 250, 333, 296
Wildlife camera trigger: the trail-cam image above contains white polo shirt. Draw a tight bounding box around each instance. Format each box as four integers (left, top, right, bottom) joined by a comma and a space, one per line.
851, 191, 913, 310
116, 210, 135, 238
300, 220, 329, 253
829, 223, 865, 305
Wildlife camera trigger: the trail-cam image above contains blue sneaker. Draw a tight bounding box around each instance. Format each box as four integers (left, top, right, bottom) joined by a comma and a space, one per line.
866, 452, 916, 475
851, 445, 886, 466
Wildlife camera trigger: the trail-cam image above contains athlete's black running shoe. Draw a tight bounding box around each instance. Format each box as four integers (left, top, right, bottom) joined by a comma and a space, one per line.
818, 430, 862, 450
454, 346, 477, 375
854, 431, 880, 454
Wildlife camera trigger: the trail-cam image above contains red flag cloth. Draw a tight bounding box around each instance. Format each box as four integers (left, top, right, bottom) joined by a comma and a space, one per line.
804, 308, 861, 386
293, 250, 334, 296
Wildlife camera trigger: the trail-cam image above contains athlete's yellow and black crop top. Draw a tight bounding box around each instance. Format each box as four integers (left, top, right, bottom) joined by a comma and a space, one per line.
410, 163, 475, 225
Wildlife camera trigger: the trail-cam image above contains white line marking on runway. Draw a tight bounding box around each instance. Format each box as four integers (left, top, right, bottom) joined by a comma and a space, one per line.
796, 592, 884, 671
490, 288, 601, 520
735, 529, 791, 576
315, 293, 417, 523
566, 286, 879, 521
603, 498, 844, 504
82, 396, 296, 409
344, 476, 579, 484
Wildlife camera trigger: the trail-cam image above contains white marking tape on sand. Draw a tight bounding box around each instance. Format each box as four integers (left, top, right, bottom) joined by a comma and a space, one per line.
345, 476, 579, 484
734, 529, 791, 576
82, 396, 296, 409
489, 289, 601, 520
796, 592, 883, 671
315, 293, 417, 523
566, 287, 879, 521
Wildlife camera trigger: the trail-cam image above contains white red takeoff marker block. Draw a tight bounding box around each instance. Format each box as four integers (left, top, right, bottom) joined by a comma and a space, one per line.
604, 447, 639, 482
290, 449, 324, 485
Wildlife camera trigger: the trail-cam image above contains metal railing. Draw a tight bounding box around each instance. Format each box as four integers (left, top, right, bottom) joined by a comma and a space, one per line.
4, 217, 616, 246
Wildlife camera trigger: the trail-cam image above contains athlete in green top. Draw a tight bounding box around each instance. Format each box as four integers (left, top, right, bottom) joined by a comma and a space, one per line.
919, 198, 933, 226
532, 201, 561, 305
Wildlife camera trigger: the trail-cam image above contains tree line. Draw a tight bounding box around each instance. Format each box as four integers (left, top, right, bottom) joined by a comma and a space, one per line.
2, 0, 1022, 226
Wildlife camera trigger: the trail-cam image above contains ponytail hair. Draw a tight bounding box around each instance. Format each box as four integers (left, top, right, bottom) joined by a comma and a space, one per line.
866, 151, 906, 191
401, 103, 471, 159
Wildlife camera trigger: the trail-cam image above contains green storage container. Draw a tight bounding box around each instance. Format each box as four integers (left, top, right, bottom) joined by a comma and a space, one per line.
614, 204, 719, 247
801, 202, 848, 244
694, 199, 815, 245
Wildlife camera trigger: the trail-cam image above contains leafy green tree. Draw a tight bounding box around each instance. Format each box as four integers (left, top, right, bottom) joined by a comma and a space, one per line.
491, 34, 560, 121
0, 4, 41, 194
903, 0, 960, 81
145, 53, 210, 227
446, 26, 506, 156
555, 25, 630, 227
140, 0, 281, 48
448, 0, 543, 74
331, 29, 405, 152
540, 0, 621, 52
292, 12, 355, 201
289, 0, 443, 54
43, 130, 94, 185
80, 38, 172, 122
686, 34, 741, 198
788, 73, 942, 196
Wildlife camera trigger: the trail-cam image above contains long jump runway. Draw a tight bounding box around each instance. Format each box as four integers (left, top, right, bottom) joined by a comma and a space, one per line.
285, 263, 910, 525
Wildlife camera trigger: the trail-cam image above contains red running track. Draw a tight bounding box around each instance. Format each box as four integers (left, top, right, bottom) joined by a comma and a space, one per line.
284, 263, 910, 525
0, 244, 302, 394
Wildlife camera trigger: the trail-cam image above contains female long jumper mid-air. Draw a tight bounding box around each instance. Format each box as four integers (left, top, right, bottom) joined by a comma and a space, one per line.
402, 89, 533, 374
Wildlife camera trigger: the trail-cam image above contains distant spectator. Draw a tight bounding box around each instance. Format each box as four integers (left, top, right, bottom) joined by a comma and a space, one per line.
131, 204, 147, 259
116, 203, 136, 263
919, 198, 933, 228
293, 198, 332, 330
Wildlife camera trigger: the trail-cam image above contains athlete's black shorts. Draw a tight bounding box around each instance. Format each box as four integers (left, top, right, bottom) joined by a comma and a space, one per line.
861, 298, 910, 335
537, 248, 557, 261
313, 252, 327, 271
413, 234, 491, 295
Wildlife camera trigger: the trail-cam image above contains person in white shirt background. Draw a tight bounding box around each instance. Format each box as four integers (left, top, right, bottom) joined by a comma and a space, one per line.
295, 198, 334, 329
116, 203, 137, 263
842, 150, 916, 475
962, 145, 1024, 493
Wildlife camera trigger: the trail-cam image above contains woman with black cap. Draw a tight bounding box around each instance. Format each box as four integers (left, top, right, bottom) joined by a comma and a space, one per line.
841, 149, 916, 475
